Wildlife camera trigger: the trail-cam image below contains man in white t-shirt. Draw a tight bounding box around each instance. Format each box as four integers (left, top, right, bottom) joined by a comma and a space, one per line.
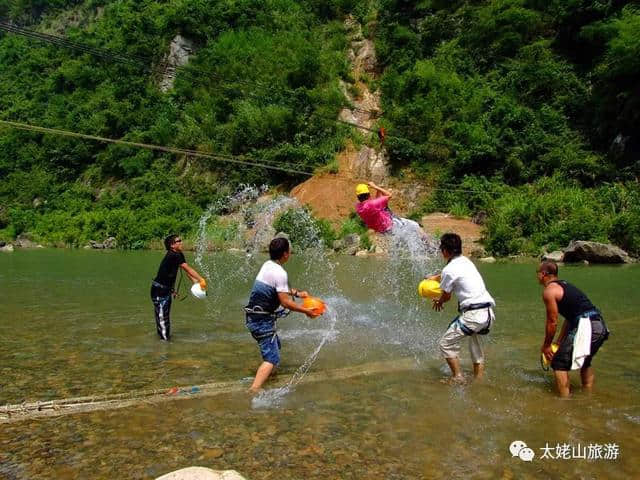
428, 233, 495, 383
245, 237, 320, 393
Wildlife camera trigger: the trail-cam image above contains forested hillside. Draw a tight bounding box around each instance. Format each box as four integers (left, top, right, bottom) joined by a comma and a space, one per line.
1, 0, 639, 255
0, 0, 353, 247
372, 0, 640, 255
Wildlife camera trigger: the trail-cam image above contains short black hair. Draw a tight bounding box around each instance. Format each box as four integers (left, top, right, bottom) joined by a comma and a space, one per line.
164, 234, 179, 251
539, 261, 558, 276
357, 193, 370, 202
269, 237, 290, 260
439, 233, 462, 256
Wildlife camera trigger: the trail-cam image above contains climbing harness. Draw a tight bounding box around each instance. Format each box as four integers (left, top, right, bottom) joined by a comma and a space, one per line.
243, 305, 290, 319
244, 305, 290, 343
450, 303, 494, 336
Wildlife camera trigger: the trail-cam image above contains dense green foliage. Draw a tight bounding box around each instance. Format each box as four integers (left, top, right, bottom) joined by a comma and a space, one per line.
273, 207, 336, 249
0, 0, 352, 246
374, 0, 640, 255
1, 1, 639, 256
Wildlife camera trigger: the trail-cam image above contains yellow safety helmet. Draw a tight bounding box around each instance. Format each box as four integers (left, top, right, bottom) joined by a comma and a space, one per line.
355, 183, 370, 196
418, 279, 442, 299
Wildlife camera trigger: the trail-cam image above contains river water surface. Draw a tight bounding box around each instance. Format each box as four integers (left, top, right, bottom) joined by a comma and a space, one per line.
0, 250, 638, 479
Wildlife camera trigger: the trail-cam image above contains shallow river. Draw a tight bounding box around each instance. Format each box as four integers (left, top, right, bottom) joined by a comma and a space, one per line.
0, 250, 638, 479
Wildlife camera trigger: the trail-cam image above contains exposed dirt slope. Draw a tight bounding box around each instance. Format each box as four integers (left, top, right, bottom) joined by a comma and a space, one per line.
421, 213, 485, 256
290, 17, 485, 256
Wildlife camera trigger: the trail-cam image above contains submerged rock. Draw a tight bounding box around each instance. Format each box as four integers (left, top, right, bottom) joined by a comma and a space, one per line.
155, 467, 246, 480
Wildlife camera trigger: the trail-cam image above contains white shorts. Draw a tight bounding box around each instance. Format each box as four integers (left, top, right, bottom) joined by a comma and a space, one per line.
392, 216, 421, 231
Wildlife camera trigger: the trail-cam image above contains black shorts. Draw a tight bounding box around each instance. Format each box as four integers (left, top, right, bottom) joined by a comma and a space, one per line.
551, 317, 609, 371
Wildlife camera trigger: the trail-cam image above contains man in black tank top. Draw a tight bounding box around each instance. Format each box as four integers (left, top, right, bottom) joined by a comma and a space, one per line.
537, 261, 609, 397
150, 234, 207, 340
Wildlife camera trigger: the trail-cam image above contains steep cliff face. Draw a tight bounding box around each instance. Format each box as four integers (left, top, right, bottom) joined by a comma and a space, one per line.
291, 15, 428, 225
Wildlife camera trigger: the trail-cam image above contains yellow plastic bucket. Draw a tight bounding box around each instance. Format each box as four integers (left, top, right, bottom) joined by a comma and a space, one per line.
418, 279, 442, 299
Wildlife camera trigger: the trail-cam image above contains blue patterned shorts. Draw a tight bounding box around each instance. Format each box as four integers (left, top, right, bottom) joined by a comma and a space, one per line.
246, 315, 281, 365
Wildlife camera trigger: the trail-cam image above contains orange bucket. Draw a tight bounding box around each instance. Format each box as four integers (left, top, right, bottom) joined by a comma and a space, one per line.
302, 296, 326, 315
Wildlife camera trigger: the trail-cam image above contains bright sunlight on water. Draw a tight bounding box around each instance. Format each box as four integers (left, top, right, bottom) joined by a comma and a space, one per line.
1, 249, 639, 479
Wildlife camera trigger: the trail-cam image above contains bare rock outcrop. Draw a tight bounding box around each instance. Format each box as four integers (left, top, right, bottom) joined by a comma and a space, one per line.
159, 35, 195, 92
14, 234, 42, 249
291, 15, 395, 222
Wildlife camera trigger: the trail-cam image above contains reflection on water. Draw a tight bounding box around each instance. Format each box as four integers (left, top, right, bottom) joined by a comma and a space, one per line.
1, 250, 639, 479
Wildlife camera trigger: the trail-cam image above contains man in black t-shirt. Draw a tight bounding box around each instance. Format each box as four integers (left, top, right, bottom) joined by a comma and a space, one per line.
151, 234, 207, 340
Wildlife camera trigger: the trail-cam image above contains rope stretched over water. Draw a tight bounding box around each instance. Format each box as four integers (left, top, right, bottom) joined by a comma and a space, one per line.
0, 119, 315, 176
0, 119, 501, 194
0, 358, 416, 424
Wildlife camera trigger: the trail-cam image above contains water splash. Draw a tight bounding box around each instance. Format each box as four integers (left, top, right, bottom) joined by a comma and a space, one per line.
196, 187, 339, 407
252, 308, 338, 408
367, 219, 441, 362
250, 205, 341, 408
194, 184, 274, 312
196, 188, 444, 408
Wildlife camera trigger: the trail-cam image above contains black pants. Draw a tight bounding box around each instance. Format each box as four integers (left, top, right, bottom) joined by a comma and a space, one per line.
151, 286, 172, 340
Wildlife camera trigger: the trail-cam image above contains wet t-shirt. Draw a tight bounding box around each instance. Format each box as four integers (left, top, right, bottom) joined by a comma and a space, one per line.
153, 250, 186, 290
440, 255, 495, 309
356, 196, 393, 233
247, 260, 289, 313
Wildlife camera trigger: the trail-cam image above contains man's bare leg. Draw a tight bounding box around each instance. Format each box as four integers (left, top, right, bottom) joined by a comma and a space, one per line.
249, 361, 275, 393
473, 362, 484, 380
445, 357, 465, 383
580, 366, 595, 393
553, 370, 571, 398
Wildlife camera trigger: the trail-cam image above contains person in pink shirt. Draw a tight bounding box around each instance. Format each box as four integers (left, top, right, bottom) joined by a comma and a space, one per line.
355, 181, 425, 236
355, 182, 394, 233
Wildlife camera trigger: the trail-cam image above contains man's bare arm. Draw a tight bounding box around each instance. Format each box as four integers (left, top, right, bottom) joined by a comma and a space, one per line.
180, 263, 204, 284
277, 292, 319, 318
368, 181, 392, 198
542, 287, 559, 348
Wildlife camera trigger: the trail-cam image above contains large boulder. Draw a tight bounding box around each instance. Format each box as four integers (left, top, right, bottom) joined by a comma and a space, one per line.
563, 240, 633, 264
14, 233, 40, 249
103, 236, 117, 249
